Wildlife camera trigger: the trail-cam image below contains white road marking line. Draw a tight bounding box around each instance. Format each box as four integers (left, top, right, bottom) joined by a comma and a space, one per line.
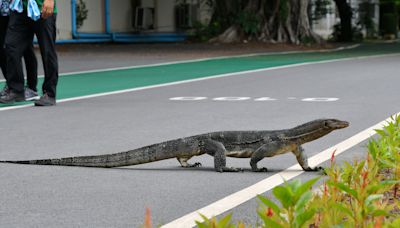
161, 113, 399, 228
0, 44, 360, 83
1, 52, 399, 112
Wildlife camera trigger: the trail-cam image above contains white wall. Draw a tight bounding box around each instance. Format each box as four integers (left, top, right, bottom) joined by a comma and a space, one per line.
55, 0, 206, 40
109, 0, 133, 32
78, 0, 105, 33
155, 0, 175, 32
56, 0, 72, 39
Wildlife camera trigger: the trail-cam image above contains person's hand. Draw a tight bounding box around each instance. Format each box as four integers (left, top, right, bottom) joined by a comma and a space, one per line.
41, 0, 54, 19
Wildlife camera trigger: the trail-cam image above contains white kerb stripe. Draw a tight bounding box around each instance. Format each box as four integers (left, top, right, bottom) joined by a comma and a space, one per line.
161, 113, 398, 228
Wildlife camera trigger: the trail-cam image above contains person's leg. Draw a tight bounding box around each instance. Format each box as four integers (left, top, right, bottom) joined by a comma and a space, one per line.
0, 16, 9, 80
0, 12, 32, 103
23, 40, 39, 101
23, 41, 38, 91
34, 14, 58, 99
4, 12, 32, 94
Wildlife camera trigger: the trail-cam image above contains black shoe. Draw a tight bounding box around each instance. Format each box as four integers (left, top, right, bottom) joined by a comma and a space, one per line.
34, 93, 56, 106
24, 87, 40, 101
0, 85, 10, 97
0, 90, 25, 104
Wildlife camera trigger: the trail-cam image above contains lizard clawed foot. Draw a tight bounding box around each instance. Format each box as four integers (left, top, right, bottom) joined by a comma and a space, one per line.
217, 167, 244, 172
252, 167, 268, 172
303, 166, 323, 172
186, 162, 202, 168
180, 162, 202, 168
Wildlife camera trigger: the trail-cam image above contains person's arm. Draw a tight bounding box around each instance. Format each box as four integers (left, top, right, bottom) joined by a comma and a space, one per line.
41, 0, 54, 19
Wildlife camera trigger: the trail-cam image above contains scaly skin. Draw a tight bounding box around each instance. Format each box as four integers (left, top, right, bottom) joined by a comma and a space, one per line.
0, 119, 349, 172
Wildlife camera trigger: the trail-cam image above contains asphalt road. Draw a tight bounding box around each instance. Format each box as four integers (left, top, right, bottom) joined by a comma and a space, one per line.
1, 53, 400, 227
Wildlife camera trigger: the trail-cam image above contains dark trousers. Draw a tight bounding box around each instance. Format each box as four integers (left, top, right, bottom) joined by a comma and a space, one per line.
0, 15, 38, 91
5, 11, 58, 97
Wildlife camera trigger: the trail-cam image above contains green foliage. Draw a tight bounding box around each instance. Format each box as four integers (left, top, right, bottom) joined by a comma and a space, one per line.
279, 0, 289, 22
190, 20, 223, 42
381, 13, 398, 36
330, 22, 364, 42
370, 115, 400, 179
257, 178, 319, 227
195, 213, 245, 228
76, 0, 88, 30
380, 0, 399, 37
358, 1, 378, 38
237, 11, 261, 36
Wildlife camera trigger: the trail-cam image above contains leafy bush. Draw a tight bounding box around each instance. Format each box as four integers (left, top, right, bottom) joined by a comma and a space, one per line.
237, 11, 261, 36
257, 178, 319, 227
381, 13, 398, 37
330, 22, 364, 42
76, 0, 88, 30
189, 20, 223, 42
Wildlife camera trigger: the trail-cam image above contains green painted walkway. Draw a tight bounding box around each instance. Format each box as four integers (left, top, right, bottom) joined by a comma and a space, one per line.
1, 42, 400, 107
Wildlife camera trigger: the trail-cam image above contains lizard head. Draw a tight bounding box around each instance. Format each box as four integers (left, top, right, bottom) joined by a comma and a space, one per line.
323, 119, 349, 130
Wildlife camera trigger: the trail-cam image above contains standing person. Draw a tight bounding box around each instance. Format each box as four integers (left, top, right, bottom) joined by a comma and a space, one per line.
0, 0, 58, 106
0, 0, 39, 101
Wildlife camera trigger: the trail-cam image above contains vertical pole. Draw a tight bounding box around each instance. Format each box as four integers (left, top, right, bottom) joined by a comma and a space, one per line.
71, 0, 77, 38
105, 0, 111, 34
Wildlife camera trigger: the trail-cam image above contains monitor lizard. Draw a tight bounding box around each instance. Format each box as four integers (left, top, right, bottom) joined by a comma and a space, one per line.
0, 119, 349, 172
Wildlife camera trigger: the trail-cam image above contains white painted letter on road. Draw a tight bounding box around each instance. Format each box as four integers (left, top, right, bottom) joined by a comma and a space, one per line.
213, 97, 251, 101
302, 98, 339, 102
169, 97, 207, 101
254, 97, 277, 101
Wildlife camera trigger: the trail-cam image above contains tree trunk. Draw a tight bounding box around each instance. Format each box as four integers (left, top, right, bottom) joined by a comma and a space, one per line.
210, 0, 323, 44
293, 0, 323, 44
333, 0, 353, 42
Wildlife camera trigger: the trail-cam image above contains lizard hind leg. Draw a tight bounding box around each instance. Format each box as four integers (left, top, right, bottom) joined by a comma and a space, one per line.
177, 157, 202, 168
250, 144, 276, 172
202, 139, 243, 172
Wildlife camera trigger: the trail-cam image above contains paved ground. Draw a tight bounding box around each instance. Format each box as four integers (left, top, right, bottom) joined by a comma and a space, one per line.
0, 42, 333, 80
0, 42, 399, 227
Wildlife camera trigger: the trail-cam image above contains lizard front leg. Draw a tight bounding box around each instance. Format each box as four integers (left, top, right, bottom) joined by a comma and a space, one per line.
292, 146, 322, 171
202, 139, 242, 172
177, 157, 201, 168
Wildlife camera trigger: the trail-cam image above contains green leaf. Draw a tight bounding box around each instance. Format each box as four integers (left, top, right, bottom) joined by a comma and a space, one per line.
331, 202, 354, 219
367, 180, 399, 194
257, 211, 284, 228
195, 214, 210, 227
387, 217, 400, 227
218, 213, 233, 228
273, 186, 294, 209
295, 208, 316, 228
367, 139, 378, 160
375, 129, 386, 137
288, 179, 301, 194
194, 222, 209, 228
330, 182, 358, 199
371, 209, 392, 217
295, 191, 313, 213
355, 160, 366, 175
294, 177, 320, 201
364, 194, 383, 206
257, 195, 281, 214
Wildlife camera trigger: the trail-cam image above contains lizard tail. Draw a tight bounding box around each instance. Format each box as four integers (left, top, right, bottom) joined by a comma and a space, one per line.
0, 154, 131, 167
0, 143, 177, 168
